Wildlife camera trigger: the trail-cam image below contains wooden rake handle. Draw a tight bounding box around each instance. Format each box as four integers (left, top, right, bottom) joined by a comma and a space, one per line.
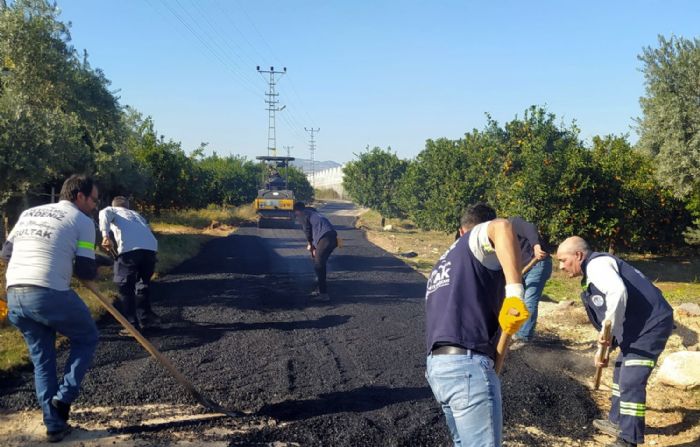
82, 281, 242, 417
494, 257, 541, 375
593, 320, 613, 390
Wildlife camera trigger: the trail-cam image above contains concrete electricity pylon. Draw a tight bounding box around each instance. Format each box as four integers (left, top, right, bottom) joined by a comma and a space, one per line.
257, 66, 286, 157
304, 127, 320, 188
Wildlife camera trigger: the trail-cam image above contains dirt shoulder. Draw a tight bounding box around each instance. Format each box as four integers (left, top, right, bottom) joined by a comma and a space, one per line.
359, 209, 700, 447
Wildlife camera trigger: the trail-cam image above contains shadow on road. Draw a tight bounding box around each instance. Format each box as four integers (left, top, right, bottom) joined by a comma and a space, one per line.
258, 385, 433, 421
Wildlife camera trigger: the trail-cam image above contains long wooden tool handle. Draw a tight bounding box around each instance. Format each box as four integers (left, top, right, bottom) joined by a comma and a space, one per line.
495, 309, 519, 374
494, 258, 540, 375
593, 320, 613, 390
521, 257, 540, 276
82, 282, 211, 407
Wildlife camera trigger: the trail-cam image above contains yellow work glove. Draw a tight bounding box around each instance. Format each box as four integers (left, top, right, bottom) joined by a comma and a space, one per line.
499, 284, 530, 335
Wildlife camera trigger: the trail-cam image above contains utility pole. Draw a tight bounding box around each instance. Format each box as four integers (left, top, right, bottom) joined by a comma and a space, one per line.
283, 145, 294, 190
304, 127, 320, 189
257, 66, 286, 157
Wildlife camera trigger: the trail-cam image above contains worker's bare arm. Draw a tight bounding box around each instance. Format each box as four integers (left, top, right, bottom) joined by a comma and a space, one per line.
487, 219, 522, 286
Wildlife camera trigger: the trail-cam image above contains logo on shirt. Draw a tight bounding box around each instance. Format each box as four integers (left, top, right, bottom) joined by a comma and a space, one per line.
24, 208, 67, 221
591, 294, 604, 307
426, 261, 452, 296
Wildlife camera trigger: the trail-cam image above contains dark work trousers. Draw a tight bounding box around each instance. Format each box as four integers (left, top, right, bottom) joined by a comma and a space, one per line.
610, 317, 673, 445
313, 231, 337, 294
114, 249, 157, 327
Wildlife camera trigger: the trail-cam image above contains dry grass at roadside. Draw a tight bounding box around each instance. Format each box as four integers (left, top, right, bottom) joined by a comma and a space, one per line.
357, 210, 700, 305
0, 205, 255, 374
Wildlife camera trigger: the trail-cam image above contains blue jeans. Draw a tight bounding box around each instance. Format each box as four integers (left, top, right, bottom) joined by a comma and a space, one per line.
426, 352, 502, 447
516, 257, 553, 341
7, 286, 99, 432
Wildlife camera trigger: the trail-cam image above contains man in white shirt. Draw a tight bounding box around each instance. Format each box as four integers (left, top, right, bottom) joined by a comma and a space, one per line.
2, 175, 100, 442
99, 196, 159, 331
557, 237, 673, 447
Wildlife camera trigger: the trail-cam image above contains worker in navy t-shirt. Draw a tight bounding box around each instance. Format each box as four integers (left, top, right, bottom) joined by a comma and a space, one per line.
425, 203, 529, 446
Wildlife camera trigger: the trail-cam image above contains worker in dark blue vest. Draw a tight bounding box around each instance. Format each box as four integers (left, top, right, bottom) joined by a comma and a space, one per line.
426, 204, 529, 446
453, 203, 552, 347
293, 202, 337, 302
557, 236, 673, 447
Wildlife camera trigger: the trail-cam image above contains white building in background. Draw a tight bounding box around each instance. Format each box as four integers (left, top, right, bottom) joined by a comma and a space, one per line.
309, 165, 346, 199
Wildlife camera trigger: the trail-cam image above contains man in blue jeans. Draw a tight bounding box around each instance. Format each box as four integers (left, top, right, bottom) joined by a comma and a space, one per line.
426, 204, 529, 446
458, 205, 552, 346
508, 216, 552, 345
1, 175, 100, 443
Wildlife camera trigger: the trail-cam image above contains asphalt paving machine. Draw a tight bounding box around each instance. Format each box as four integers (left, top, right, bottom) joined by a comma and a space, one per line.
254, 155, 296, 228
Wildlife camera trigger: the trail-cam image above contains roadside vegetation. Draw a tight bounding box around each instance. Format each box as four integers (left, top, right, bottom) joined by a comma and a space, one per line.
0, 0, 312, 235
358, 209, 700, 306
345, 36, 700, 256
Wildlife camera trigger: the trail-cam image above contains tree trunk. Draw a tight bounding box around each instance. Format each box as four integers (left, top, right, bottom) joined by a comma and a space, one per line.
0, 210, 6, 244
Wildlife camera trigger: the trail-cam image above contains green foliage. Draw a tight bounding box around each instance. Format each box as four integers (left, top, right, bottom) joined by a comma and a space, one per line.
0, 0, 113, 206
350, 106, 691, 251
343, 147, 407, 218
396, 136, 496, 231
637, 35, 700, 200
636, 35, 700, 242
281, 166, 314, 203
198, 152, 261, 206
491, 107, 600, 245
0, 2, 262, 219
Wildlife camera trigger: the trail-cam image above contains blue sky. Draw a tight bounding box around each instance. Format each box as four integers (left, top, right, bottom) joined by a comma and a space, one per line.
54, 0, 700, 163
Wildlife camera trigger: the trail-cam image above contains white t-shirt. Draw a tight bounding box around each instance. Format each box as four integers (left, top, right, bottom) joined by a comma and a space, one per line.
469, 221, 502, 271
6, 201, 96, 291
98, 206, 158, 254
585, 256, 628, 336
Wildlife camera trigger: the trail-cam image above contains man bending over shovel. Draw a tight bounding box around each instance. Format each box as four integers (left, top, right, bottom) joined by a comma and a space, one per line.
293, 202, 338, 302
557, 236, 673, 447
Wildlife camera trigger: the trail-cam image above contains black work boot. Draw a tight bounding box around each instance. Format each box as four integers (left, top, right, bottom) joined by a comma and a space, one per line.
593, 418, 621, 437
46, 425, 71, 443
51, 397, 71, 423
607, 438, 636, 447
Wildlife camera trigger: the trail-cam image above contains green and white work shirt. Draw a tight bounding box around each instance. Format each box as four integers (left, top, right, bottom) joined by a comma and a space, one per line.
5, 200, 96, 291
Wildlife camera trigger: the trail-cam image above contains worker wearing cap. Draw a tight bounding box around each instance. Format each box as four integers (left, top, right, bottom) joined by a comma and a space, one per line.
425, 203, 529, 446
1, 175, 100, 443
293, 202, 337, 301
557, 237, 673, 447
99, 196, 159, 331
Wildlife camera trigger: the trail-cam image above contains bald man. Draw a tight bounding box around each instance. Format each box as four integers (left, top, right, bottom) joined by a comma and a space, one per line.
557, 237, 673, 447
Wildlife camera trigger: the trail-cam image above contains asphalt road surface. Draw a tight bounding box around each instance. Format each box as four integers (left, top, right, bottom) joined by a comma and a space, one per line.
0, 201, 598, 446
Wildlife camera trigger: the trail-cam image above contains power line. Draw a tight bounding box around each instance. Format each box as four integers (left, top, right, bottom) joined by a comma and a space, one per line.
151, 0, 264, 101
148, 0, 318, 155
227, 0, 317, 127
